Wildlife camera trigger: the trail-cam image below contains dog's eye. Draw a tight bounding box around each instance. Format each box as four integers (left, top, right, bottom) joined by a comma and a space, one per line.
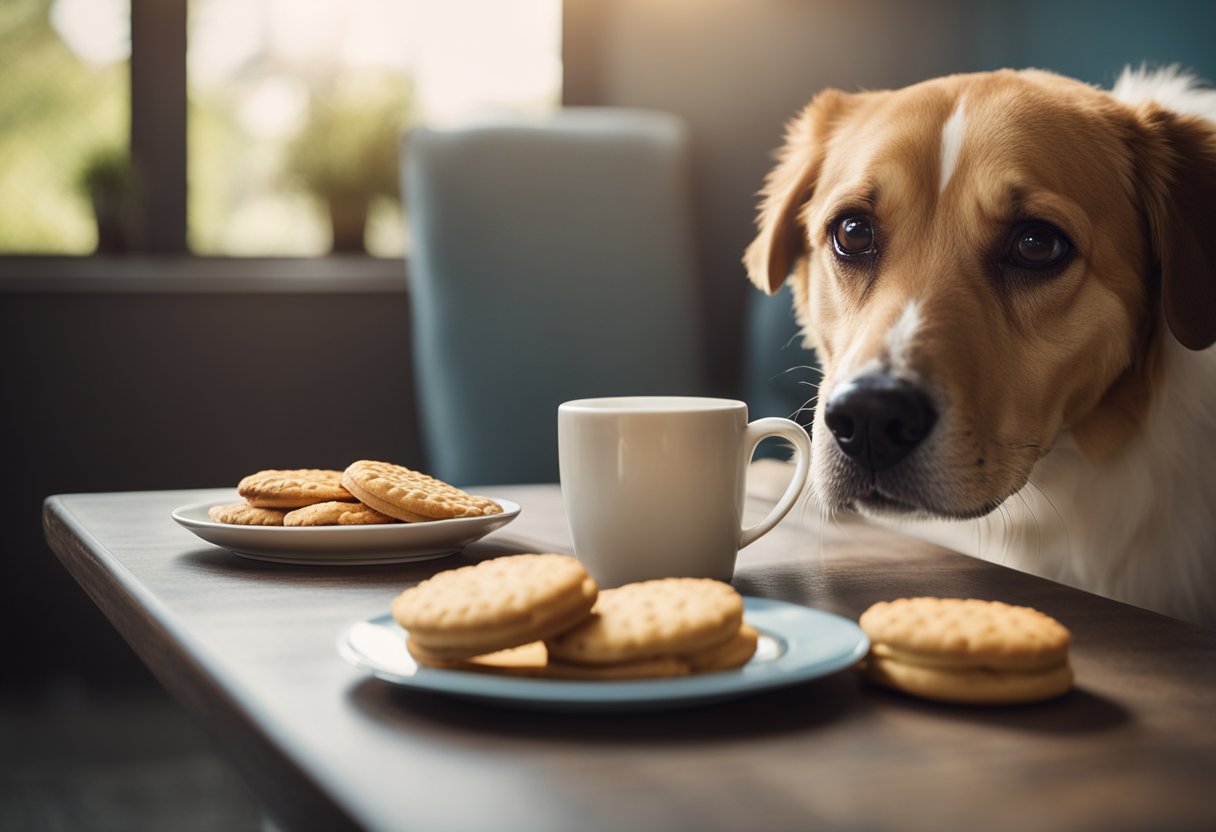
1005, 223, 1071, 270
833, 216, 876, 257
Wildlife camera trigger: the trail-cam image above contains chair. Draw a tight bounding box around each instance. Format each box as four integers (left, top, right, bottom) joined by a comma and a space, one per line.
404, 109, 707, 486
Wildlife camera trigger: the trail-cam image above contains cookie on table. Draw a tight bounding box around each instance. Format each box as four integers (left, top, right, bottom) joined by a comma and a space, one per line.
341, 460, 502, 523
393, 553, 598, 660
237, 469, 353, 508
208, 502, 285, 526
858, 597, 1073, 705
283, 501, 397, 527
545, 578, 745, 667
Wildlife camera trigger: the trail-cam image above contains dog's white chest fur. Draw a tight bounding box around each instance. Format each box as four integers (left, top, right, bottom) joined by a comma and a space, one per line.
902, 337, 1216, 626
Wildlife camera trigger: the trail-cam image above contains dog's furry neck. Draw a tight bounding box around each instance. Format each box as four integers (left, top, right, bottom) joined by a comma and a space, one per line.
1022, 336, 1216, 625
889, 333, 1216, 626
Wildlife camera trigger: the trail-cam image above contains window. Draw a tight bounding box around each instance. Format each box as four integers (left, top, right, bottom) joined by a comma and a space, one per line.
0, 0, 129, 254
0, 0, 562, 257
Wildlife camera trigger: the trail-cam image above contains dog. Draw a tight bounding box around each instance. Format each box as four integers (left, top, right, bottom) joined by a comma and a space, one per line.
744, 66, 1216, 627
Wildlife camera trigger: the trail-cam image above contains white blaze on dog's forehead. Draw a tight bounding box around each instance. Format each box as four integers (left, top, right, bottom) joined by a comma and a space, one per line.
938, 100, 966, 194
884, 299, 921, 373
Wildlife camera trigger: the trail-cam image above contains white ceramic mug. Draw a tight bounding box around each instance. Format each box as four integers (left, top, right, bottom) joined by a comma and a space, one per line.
558, 396, 811, 586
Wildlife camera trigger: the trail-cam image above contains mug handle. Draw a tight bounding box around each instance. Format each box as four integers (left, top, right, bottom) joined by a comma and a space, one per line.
738, 417, 812, 549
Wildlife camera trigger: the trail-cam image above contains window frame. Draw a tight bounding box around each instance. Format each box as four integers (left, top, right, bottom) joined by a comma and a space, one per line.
130, 0, 187, 254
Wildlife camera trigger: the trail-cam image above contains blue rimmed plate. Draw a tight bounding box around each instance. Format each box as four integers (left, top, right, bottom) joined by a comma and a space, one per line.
338, 596, 868, 712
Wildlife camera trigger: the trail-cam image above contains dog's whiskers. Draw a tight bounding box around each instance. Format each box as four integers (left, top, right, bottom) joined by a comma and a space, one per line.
817, 499, 827, 571
791, 479, 815, 527
1014, 489, 1043, 569
996, 502, 1015, 566
791, 391, 819, 422
1025, 475, 1071, 564
776, 363, 822, 375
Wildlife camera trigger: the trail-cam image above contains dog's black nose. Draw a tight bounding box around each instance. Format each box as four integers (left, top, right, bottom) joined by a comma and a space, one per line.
824, 375, 937, 471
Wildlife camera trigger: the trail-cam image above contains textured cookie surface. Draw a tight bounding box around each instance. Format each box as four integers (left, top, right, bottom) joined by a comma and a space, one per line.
408, 639, 551, 677
283, 501, 397, 526
342, 460, 503, 522
859, 597, 1071, 671
208, 502, 285, 526
685, 623, 759, 674
237, 469, 353, 508
392, 554, 597, 658
545, 578, 744, 665
866, 654, 1074, 705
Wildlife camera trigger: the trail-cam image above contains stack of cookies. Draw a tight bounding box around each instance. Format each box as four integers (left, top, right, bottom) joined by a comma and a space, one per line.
207, 461, 503, 527
858, 597, 1073, 705
391, 554, 758, 679
544, 579, 758, 679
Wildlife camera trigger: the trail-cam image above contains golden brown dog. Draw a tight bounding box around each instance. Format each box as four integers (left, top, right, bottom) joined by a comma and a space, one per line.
745, 67, 1216, 626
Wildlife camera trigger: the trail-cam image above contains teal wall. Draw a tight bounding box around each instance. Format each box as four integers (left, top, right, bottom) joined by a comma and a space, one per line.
967, 1, 1216, 85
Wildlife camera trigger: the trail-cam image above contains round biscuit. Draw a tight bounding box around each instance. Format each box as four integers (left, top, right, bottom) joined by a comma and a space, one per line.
208, 502, 285, 526
685, 623, 760, 674
237, 469, 352, 508
283, 501, 397, 526
865, 654, 1074, 705
408, 639, 550, 677
392, 554, 598, 658
545, 578, 744, 665
859, 597, 1070, 671
342, 460, 502, 522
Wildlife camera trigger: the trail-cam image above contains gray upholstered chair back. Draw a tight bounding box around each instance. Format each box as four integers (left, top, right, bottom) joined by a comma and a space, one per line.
404, 109, 707, 485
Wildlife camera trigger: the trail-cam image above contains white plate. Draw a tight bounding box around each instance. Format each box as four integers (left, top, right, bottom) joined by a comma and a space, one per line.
171, 499, 521, 565
338, 597, 869, 712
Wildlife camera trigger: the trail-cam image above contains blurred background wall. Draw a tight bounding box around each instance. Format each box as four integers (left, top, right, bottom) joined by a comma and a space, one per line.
2, 276, 423, 686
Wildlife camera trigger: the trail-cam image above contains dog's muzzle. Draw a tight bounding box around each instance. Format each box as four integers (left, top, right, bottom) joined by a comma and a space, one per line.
824, 374, 938, 471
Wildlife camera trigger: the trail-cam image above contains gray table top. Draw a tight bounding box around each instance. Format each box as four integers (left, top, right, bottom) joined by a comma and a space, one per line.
43, 470, 1216, 832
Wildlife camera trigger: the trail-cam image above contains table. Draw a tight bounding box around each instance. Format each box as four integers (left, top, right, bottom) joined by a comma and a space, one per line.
43, 463, 1216, 832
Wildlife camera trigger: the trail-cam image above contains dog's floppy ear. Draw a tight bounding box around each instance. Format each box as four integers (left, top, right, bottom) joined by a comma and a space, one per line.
743, 89, 857, 295
1135, 107, 1216, 350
